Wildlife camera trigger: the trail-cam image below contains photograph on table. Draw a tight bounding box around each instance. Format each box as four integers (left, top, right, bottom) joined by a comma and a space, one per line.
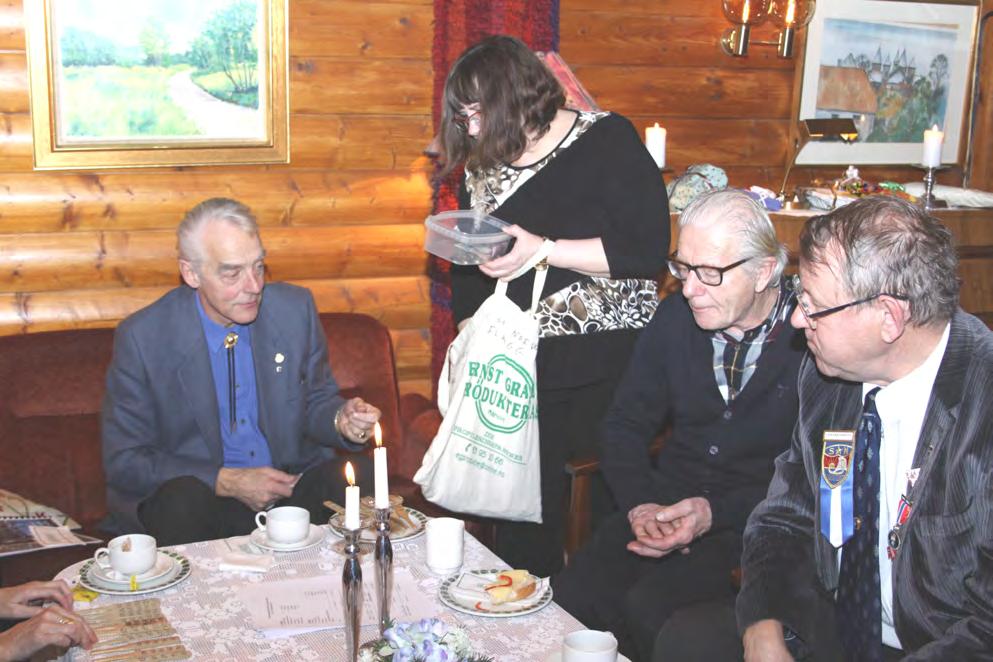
24, 0, 288, 169
795, 0, 978, 165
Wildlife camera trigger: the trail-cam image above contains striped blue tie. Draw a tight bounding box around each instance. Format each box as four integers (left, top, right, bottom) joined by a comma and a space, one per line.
836, 387, 882, 661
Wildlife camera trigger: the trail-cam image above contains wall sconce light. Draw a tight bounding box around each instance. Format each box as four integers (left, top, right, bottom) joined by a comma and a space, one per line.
769, 0, 816, 58
779, 118, 859, 206
720, 0, 816, 58
720, 0, 770, 57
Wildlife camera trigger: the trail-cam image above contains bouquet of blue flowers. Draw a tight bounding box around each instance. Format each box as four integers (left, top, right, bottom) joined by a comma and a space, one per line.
358, 618, 492, 662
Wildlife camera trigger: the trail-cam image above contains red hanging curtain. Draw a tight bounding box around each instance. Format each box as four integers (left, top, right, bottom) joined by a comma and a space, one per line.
428, 0, 560, 396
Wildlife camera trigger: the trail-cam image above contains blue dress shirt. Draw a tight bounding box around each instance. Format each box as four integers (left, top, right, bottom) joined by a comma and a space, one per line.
195, 296, 273, 468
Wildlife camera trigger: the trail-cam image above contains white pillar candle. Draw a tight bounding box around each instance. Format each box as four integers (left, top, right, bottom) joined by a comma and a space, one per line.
344, 461, 360, 530
922, 124, 943, 168
373, 422, 389, 509
645, 122, 667, 169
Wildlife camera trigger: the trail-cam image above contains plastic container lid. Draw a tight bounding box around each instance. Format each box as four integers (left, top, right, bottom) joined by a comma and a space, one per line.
424, 210, 513, 265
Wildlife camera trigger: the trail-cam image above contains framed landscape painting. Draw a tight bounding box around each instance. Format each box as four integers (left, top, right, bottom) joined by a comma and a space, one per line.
795, 0, 978, 165
25, 0, 288, 169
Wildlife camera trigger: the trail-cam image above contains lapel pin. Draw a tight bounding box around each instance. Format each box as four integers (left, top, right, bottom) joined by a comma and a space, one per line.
275, 352, 285, 373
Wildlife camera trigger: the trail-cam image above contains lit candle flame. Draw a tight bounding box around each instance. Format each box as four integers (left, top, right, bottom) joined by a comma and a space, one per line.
374, 422, 383, 448
932, 123, 939, 131
345, 461, 355, 487
785, 0, 795, 25
742, 0, 751, 23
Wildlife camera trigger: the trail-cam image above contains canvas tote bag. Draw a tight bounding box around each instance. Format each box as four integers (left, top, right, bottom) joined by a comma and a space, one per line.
414, 241, 555, 523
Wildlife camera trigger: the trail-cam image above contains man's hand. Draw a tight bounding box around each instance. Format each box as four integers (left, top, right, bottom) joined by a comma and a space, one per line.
0, 605, 98, 660
335, 397, 381, 444
0, 581, 74, 620
626, 497, 713, 558
216, 467, 299, 511
744, 620, 794, 662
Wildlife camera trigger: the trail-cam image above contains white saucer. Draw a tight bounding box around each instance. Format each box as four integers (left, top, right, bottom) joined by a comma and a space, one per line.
249, 524, 325, 551
89, 551, 174, 586
545, 652, 631, 662
79, 550, 192, 596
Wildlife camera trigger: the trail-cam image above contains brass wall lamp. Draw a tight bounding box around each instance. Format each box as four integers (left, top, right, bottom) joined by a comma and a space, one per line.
721, 0, 816, 58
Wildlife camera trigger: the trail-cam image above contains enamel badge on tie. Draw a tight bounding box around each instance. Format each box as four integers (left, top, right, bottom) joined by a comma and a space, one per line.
820, 429, 857, 547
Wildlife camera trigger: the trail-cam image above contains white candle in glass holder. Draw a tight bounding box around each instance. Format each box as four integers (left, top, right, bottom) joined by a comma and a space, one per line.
373, 423, 389, 509
922, 124, 943, 168
344, 461, 360, 530
645, 122, 667, 168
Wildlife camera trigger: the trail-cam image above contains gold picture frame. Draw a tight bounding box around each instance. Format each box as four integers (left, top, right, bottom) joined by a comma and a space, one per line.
24, 0, 288, 170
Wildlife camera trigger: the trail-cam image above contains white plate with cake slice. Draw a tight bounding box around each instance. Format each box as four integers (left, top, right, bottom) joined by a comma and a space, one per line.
439, 568, 552, 618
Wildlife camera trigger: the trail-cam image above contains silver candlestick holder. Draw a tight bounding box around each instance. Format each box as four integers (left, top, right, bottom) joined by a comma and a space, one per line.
341, 527, 362, 662
374, 507, 394, 635
916, 164, 948, 213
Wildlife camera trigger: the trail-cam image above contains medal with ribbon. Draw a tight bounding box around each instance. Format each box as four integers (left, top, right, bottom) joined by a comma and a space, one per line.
887, 494, 913, 559
820, 429, 856, 547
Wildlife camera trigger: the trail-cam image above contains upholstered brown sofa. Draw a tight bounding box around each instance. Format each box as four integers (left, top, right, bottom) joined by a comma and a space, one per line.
0, 312, 440, 585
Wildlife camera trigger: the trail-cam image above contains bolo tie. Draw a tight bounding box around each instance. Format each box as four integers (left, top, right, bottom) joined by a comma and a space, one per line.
224, 332, 239, 432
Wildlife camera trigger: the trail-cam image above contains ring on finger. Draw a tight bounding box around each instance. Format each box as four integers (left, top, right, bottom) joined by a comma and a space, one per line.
57, 616, 73, 625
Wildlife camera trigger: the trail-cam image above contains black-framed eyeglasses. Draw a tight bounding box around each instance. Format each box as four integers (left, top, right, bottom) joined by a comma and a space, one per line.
667, 254, 751, 286
789, 274, 908, 329
452, 109, 482, 132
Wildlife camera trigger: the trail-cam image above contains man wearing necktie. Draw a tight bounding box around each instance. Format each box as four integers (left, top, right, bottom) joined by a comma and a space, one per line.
102, 198, 379, 544
734, 196, 993, 660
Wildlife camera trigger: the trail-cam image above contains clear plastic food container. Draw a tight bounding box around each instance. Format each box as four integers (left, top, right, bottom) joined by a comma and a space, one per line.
424, 210, 512, 265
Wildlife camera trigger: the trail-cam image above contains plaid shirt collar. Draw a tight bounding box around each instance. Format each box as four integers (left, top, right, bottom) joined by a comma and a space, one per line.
711, 282, 795, 403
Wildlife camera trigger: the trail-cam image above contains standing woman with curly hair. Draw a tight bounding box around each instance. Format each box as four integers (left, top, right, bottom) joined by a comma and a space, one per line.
439, 35, 670, 576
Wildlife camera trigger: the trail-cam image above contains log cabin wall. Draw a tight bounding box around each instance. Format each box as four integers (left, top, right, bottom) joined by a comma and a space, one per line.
560, 0, 979, 190
0, 1, 991, 400
561, 0, 993, 322
0, 0, 436, 397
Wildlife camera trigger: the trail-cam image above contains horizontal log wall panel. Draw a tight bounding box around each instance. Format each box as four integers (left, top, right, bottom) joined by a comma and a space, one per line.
0, 111, 30, 170
571, 65, 794, 120
627, 117, 788, 166
959, 259, 993, 317
563, 1, 722, 17
0, 52, 26, 113
389, 327, 431, 378
0, 171, 432, 232
561, 13, 793, 69
0, 113, 434, 173
290, 115, 434, 170
0, 0, 22, 51
0, 224, 428, 292
289, 2, 432, 59
0, 276, 429, 337
291, 57, 432, 115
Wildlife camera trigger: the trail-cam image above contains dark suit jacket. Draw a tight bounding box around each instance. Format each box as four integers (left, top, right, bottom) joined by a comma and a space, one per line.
737, 309, 993, 660
101, 283, 361, 533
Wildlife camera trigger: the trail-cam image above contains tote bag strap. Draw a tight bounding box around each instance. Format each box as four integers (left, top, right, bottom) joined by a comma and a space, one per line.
494, 238, 556, 314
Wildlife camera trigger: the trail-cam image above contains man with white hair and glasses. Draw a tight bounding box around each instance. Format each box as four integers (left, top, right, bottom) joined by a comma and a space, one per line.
554, 189, 806, 662
737, 196, 993, 661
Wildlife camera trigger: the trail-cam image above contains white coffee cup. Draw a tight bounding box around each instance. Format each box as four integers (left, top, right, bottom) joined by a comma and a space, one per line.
93, 534, 157, 577
255, 505, 310, 544
425, 517, 464, 575
562, 629, 618, 662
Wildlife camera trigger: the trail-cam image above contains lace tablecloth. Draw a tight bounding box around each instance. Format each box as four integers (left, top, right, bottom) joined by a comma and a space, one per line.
56, 526, 583, 661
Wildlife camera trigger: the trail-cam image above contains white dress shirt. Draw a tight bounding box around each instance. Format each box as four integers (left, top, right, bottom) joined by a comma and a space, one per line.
864, 323, 950, 648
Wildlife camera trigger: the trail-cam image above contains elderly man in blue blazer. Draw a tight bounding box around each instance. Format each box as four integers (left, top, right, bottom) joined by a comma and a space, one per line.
101, 198, 379, 544
736, 196, 993, 661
